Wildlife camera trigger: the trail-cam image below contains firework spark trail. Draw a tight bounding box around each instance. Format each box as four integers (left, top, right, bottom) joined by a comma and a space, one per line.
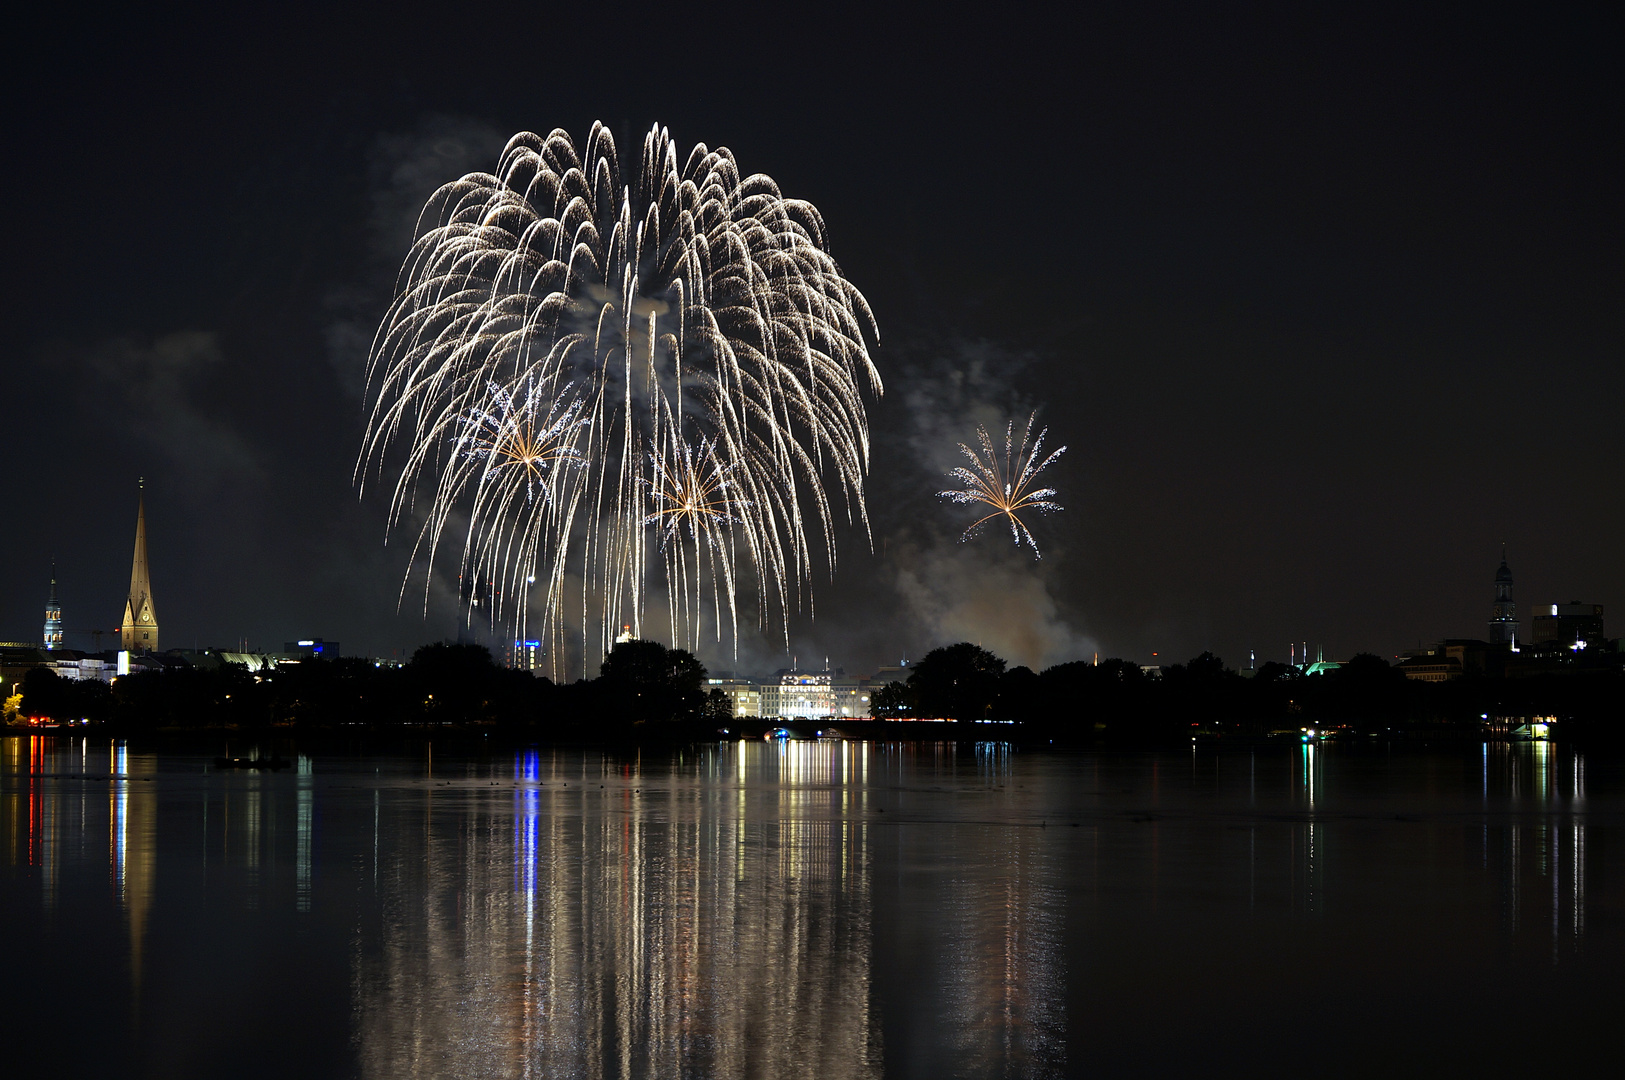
939, 412, 1067, 558
643, 434, 746, 649
357, 122, 881, 674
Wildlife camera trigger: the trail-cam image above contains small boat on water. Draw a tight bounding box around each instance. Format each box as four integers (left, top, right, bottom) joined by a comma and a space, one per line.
213, 756, 291, 770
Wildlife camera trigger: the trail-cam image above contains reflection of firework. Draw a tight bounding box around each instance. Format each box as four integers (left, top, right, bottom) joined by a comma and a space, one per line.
939, 412, 1066, 558
358, 123, 880, 672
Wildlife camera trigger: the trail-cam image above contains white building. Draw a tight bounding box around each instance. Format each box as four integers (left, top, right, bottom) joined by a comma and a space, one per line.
761, 672, 832, 719
830, 675, 871, 719
709, 668, 877, 721
707, 677, 761, 719
48, 653, 119, 684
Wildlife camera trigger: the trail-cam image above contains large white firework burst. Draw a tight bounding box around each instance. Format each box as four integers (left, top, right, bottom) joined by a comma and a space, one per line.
939, 412, 1066, 558
358, 123, 881, 674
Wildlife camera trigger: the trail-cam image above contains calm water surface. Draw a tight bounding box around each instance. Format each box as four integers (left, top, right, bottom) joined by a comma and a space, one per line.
2, 736, 1619, 1078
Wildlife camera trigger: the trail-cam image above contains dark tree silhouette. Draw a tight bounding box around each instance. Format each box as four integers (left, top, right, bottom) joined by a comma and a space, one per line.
908, 643, 1005, 721
871, 680, 915, 719
597, 639, 707, 724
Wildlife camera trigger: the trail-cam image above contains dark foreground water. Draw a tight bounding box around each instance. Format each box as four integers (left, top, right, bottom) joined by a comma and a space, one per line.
2, 736, 1618, 1079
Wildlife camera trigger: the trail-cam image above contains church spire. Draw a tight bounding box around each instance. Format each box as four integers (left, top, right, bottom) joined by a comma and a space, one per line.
121, 479, 159, 652
43, 561, 63, 650
1489, 547, 1516, 647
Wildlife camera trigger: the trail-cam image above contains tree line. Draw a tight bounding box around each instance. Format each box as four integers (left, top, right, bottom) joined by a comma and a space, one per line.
874, 642, 1625, 745
10, 639, 721, 735
10, 638, 1623, 745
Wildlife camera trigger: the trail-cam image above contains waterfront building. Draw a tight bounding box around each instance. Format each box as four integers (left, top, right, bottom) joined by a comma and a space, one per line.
755, 670, 875, 720
1, 644, 49, 700
1398, 648, 1463, 682
830, 675, 872, 718
177, 649, 280, 673
759, 671, 834, 719
707, 668, 875, 720
120, 482, 160, 653
707, 677, 761, 718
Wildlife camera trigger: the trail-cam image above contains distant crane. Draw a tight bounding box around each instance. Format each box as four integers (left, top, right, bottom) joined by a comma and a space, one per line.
58, 628, 113, 653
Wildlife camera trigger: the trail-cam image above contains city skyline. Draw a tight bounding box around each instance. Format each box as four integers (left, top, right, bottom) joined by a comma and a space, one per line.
2, 3, 1617, 676
16, 514, 1610, 681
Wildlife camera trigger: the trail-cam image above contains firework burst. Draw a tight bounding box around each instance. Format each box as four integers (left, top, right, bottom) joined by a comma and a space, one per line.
642, 435, 748, 643
939, 412, 1067, 558
458, 379, 588, 504
644, 435, 744, 545
357, 123, 881, 673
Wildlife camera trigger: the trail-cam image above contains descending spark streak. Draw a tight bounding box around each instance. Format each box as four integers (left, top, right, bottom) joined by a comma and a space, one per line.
643, 436, 746, 649
938, 412, 1067, 558
357, 122, 881, 675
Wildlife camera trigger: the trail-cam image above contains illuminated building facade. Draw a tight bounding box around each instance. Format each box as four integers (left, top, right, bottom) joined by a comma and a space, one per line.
48, 653, 118, 683
705, 670, 876, 720
707, 677, 761, 718
830, 676, 871, 718
760, 671, 835, 719
511, 640, 543, 672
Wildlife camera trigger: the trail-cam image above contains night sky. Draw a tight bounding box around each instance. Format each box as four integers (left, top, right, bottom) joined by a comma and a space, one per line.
3, 2, 1617, 675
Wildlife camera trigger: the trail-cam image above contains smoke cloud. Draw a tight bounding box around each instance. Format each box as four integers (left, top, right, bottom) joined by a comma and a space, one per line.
892, 539, 1097, 671
79, 330, 264, 487
872, 338, 1094, 672
325, 115, 507, 399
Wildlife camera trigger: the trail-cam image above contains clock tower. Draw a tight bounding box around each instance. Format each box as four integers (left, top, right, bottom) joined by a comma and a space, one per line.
1488, 549, 1517, 647
120, 480, 160, 653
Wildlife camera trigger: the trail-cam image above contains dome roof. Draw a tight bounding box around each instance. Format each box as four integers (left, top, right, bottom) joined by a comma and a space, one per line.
1495, 559, 1513, 584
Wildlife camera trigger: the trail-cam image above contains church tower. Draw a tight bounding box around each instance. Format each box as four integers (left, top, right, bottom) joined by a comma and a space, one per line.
43, 563, 63, 650
1488, 548, 1517, 647
121, 481, 159, 653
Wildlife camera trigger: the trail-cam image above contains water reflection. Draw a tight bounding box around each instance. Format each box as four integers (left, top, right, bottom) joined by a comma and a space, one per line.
0, 736, 1617, 1078
111, 740, 156, 988
1, 737, 156, 988
297, 754, 313, 912
936, 820, 1065, 1076
1480, 741, 1586, 953
354, 740, 882, 1079
1295, 743, 1322, 914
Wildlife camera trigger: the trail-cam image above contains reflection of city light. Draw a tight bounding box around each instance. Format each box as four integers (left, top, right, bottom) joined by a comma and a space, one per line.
114, 741, 128, 900
297, 755, 313, 912
17, 738, 1604, 1073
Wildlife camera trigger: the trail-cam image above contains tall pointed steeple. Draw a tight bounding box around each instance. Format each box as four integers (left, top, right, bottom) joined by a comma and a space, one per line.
43, 562, 63, 650
121, 479, 159, 652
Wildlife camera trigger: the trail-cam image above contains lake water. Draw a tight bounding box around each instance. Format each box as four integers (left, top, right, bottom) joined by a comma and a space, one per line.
1, 735, 1618, 1078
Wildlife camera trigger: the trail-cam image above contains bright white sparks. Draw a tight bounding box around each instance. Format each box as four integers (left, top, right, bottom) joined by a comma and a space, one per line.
357, 123, 881, 674
458, 378, 588, 504
644, 435, 743, 546
938, 412, 1066, 558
